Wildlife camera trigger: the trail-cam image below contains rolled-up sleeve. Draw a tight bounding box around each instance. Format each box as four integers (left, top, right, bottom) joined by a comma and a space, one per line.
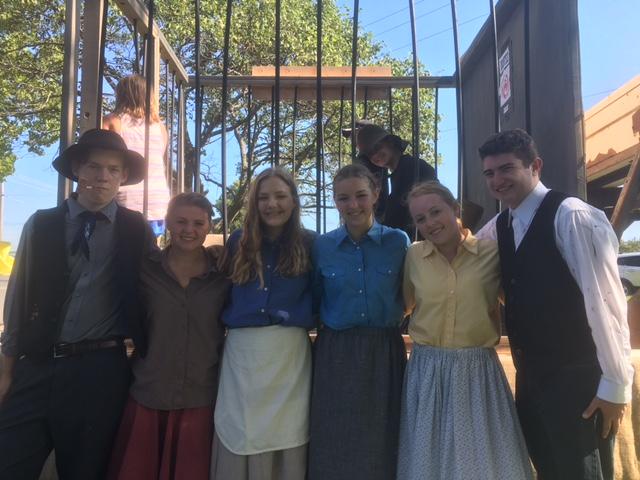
2, 216, 36, 357
556, 201, 634, 403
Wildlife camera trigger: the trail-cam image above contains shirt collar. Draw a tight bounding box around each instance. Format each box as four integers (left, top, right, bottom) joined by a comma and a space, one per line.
67, 194, 117, 223
334, 221, 383, 246
152, 245, 217, 278
510, 181, 549, 227
421, 229, 478, 258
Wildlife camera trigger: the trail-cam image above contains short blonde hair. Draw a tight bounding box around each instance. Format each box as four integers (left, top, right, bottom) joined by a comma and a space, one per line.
408, 181, 460, 213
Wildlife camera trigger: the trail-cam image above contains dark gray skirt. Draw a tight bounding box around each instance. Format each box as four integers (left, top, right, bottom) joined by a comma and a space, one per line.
308, 326, 406, 480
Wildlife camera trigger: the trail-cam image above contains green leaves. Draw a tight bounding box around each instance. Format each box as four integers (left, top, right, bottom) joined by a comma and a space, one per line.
0, 0, 65, 181
1, 0, 439, 226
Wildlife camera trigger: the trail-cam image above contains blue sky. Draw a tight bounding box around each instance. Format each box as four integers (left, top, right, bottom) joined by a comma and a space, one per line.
3, 0, 639, 248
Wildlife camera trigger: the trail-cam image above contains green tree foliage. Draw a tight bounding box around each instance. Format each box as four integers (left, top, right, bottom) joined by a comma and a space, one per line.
2, 0, 439, 228
0, 0, 66, 181
620, 239, 640, 254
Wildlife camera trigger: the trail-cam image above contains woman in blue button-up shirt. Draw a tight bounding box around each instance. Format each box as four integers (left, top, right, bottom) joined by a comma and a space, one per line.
210, 168, 314, 480
308, 164, 410, 480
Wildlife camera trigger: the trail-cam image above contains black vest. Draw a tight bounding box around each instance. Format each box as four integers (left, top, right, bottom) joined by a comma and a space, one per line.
19, 202, 148, 358
496, 190, 598, 377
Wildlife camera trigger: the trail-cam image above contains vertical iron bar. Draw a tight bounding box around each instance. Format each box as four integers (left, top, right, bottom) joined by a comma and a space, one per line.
434, 87, 439, 177
168, 71, 175, 195
409, 0, 421, 172
221, 0, 233, 242
292, 86, 298, 173
194, 0, 202, 192
133, 19, 140, 74
143, 0, 155, 218
489, 0, 500, 133
315, 0, 324, 233
177, 81, 185, 193
247, 87, 253, 169
338, 86, 345, 168
450, 0, 465, 204
96, 0, 109, 127
58, 0, 79, 204
270, 87, 275, 167
523, 0, 532, 133
274, 0, 281, 165
350, 0, 360, 160
388, 87, 394, 135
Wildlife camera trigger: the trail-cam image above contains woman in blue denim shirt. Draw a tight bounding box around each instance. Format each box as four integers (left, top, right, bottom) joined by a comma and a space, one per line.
308, 164, 410, 480
210, 168, 315, 480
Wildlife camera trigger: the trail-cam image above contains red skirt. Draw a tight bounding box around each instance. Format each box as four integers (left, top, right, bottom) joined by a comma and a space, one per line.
108, 396, 213, 480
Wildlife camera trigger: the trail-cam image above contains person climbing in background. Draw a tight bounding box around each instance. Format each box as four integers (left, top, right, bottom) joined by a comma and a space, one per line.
103, 74, 170, 237
358, 124, 437, 238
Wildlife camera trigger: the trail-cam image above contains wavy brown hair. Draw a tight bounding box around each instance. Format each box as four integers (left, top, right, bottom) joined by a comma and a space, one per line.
113, 74, 160, 122
220, 168, 311, 287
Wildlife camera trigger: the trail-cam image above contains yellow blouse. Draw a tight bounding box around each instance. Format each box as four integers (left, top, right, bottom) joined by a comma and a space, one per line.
403, 231, 501, 348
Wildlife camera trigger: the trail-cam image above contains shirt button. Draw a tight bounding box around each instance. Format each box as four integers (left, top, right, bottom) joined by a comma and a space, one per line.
361, 313, 365, 317
449, 290, 454, 295
267, 265, 272, 269
357, 268, 362, 272
260, 308, 266, 313
359, 289, 363, 294
264, 287, 269, 291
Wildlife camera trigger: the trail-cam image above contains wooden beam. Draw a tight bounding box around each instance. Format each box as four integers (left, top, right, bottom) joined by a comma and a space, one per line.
114, 0, 189, 84
79, 0, 106, 133
192, 75, 456, 93
611, 143, 640, 238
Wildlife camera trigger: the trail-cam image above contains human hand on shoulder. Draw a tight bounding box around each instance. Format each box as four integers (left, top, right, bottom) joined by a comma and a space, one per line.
582, 395, 627, 438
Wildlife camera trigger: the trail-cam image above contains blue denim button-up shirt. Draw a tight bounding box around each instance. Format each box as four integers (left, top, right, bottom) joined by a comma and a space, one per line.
312, 222, 409, 330
222, 229, 316, 329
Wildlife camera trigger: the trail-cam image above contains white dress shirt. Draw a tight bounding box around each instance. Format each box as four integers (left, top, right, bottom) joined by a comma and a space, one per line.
476, 182, 634, 404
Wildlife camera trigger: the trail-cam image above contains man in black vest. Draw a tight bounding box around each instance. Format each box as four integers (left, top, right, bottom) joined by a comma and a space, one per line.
476, 129, 633, 480
0, 129, 155, 479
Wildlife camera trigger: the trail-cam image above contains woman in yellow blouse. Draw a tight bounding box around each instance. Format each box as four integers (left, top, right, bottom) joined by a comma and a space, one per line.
397, 182, 533, 480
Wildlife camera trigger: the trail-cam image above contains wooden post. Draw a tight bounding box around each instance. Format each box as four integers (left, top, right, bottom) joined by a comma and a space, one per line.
79, 0, 107, 133
611, 142, 640, 238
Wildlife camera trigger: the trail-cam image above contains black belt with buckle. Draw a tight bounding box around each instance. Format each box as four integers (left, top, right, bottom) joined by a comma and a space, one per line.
53, 338, 124, 359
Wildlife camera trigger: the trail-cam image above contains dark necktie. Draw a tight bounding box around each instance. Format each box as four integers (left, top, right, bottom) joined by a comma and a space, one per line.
71, 211, 106, 260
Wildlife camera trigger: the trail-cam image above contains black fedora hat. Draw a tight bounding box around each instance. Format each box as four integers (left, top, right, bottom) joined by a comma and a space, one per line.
52, 129, 146, 186
356, 124, 409, 157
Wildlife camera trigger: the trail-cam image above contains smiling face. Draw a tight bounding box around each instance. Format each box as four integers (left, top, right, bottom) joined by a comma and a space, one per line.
73, 149, 129, 211
409, 193, 462, 249
257, 176, 296, 238
370, 142, 400, 170
167, 205, 210, 252
481, 153, 542, 209
334, 177, 379, 234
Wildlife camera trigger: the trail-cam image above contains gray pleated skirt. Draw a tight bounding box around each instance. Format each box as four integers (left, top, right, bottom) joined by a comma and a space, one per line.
397, 344, 534, 480
308, 326, 406, 480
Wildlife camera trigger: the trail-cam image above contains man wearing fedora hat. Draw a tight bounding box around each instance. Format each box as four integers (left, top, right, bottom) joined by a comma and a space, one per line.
358, 124, 436, 238
0, 129, 156, 479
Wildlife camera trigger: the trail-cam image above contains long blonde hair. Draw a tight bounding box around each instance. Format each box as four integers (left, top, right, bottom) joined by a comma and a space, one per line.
220, 168, 311, 286
113, 74, 160, 122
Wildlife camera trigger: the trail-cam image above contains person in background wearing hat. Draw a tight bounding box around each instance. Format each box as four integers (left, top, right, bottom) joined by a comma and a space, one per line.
353, 121, 390, 222
358, 124, 436, 238
0, 129, 156, 479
